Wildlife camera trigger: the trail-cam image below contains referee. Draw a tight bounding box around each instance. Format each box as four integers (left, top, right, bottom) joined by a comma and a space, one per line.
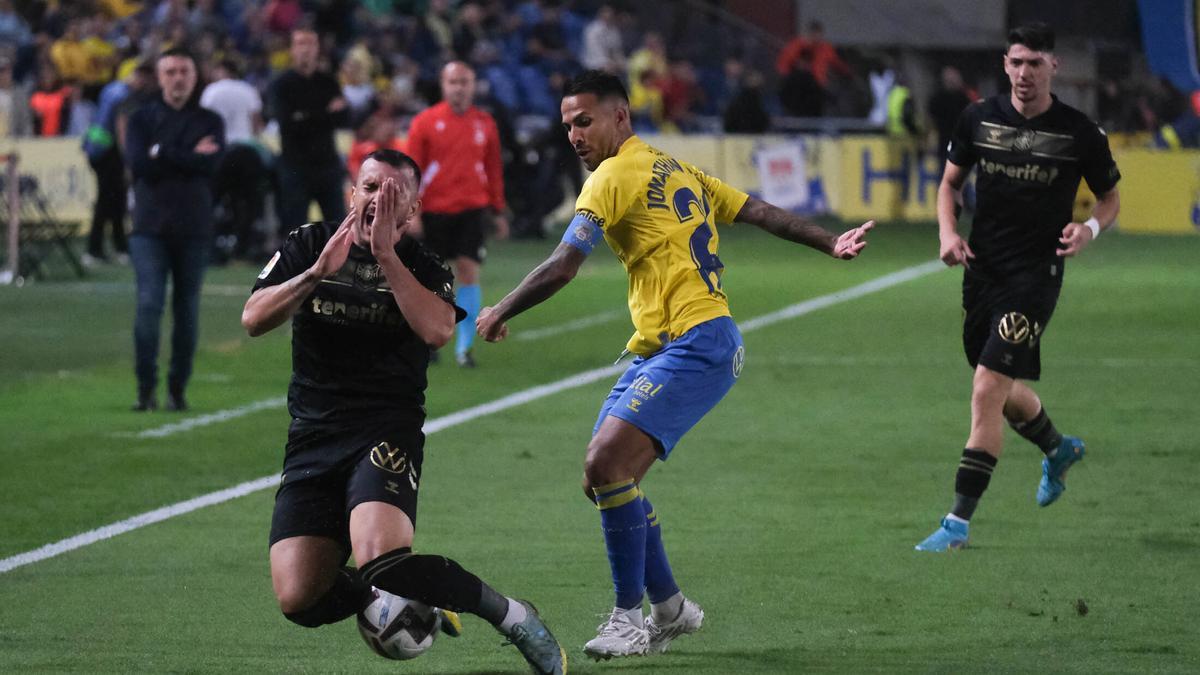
916, 23, 1121, 552
406, 61, 508, 368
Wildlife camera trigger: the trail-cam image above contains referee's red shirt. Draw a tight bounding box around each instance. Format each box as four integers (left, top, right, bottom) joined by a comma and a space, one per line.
405, 102, 505, 216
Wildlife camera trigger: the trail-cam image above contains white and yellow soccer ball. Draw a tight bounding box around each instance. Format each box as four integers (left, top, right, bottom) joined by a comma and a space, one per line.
356, 588, 441, 660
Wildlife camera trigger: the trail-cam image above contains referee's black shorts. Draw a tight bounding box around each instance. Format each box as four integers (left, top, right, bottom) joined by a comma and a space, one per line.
962, 275, 1061, 381
422, 208, 489, 263
269, 418, 425, 551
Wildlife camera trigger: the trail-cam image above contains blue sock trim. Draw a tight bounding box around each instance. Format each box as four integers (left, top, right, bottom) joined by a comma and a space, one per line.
642, 495, 679, 604
455, 284, 481, 356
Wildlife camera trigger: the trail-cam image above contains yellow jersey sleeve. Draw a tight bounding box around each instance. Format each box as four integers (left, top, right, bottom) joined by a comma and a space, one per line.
575, 164, 635, 231
684, 163, 750, 226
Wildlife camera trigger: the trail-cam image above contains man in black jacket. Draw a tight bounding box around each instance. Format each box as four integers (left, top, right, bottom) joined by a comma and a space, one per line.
269, 28, 348, 240
125, 47, 225, 411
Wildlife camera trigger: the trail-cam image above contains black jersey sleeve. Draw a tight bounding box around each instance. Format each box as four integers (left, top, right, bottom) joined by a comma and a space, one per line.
251, 223, 326, 292
1079, 122, 1121, 195
407, 242, 468, 322
946, 104, 978, 167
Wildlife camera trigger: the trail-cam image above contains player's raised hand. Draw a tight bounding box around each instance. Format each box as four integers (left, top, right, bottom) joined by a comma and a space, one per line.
939, 231, 975, 268
310, 211, 356, 278
476, 306, 509, 342
1057, 221, 1094, 257
832, 220, 874, 259
370, 178, 401, 259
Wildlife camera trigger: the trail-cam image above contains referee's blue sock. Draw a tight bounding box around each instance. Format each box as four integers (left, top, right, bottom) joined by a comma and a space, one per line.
455, 283, 481, 357
641, 493, 680, 604
594, 479, 646, 610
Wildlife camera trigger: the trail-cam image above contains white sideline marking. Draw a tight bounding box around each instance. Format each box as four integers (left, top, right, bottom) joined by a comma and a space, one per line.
0, 260, 944, 574
134, 396, 287, 439
514, 309, 624, 341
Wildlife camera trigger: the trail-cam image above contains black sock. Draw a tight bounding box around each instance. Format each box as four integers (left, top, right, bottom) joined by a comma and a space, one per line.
283, 566, 374, 628
1009, 407, 1063, 456
951, 448, 998, 521
359, 547, 509, 626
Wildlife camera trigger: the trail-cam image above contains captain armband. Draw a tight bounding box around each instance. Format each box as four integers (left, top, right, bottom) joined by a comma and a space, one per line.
561, 212, 604, 255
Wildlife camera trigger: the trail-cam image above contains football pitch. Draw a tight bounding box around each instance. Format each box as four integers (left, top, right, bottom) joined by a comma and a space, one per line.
1, 222, 1197, 673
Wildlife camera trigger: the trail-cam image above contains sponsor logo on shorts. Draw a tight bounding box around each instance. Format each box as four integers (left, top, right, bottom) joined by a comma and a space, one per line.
997, 312, 1043, 347
385, 480, 401, 495
625, 374, 664, 413
370, 442, 408, 474
732, 345, 745, 378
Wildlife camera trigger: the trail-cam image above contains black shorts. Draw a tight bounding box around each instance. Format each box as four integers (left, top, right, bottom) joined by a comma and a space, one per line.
962, 275, 1061, 380
268, 419, 425, 549
422, 209, 488, 263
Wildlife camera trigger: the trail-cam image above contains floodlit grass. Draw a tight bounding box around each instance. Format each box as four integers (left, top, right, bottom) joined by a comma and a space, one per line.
1, 223, 1197, 673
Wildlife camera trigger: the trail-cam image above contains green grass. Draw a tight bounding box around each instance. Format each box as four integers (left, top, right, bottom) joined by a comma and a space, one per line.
1, 223, 1198, 673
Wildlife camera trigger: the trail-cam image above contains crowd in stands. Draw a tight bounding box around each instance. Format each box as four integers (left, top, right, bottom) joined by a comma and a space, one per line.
3, 1, 1186, 145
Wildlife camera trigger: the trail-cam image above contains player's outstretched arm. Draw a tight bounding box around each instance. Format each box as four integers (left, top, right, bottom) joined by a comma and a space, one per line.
242, 213, 356, 337
477, 243, 588, 342
735, 196, 874, 259
1059, 186, 1120, 257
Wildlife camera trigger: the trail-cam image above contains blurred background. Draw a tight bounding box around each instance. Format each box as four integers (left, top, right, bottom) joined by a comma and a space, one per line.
1, 0, 1196, 282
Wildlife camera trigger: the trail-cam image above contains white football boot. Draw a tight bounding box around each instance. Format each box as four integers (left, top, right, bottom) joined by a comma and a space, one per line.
645, 597, 704, 653
583, 608, 649, 660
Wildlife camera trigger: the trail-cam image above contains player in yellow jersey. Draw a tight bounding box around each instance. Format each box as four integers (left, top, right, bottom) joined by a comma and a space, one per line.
476, 71, 874, 660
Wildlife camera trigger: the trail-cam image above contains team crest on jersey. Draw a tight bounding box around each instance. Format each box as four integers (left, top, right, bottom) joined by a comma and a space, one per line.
354, 262, 383, 288
1012, 129, 1037, 153
257, 251, 280, 279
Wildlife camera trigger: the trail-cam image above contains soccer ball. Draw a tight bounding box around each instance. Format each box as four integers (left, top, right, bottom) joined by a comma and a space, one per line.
356, 588, 441, 660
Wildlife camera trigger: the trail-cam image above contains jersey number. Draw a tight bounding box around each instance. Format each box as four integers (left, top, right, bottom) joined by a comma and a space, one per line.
672, 188, 724, 295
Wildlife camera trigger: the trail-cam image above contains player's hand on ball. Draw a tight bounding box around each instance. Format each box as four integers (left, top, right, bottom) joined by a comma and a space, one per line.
939, 231, 975, 268
476, 306, 509, 342
311, 211, 355, 278
1057, 221, 1093, 257
833, 220, 874, 259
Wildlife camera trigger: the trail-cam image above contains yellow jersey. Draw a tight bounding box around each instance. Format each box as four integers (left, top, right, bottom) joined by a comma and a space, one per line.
570, 136, 749, 355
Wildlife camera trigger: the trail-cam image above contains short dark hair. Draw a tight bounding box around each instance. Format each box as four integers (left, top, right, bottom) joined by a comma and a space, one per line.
1007, 22, 1055, 52
563, 69, 629, 103
364, 149, 422, 188
158, 46, 196, 64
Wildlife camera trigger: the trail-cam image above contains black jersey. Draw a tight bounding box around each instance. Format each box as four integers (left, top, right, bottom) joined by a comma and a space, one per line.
252, 222, 463, 424
948, 95, 1120, 281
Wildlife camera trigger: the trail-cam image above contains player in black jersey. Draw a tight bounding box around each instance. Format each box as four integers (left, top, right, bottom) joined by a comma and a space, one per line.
241, 150, 566, 673
915, 23, 1121, 552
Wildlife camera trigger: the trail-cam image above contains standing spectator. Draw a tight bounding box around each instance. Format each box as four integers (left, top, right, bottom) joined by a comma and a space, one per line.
29, 65, 72, 136
124, 48, 225, 412
0, 0, 32, 48
928, 65, 973, 168
201, 59, 263, 145
779, 50, 823, 117
339, 56, 376, 128
723, 68, 770, 134
347, 114, 404, 184
0, 56, 33, 138
82, 62, 152, 266
775, 21, 851, 89
202, 59, 268, 261
269, 28, 348, 238
581, 4, 623, 73
660, 59, 702, 132
406, 61, 506, 368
